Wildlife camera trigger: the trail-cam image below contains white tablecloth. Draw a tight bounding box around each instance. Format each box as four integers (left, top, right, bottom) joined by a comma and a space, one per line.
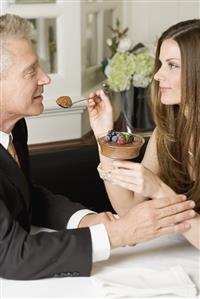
1, 233, 199, 299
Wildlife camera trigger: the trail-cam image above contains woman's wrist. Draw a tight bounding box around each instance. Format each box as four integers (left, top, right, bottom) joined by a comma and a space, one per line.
97, 163, 112, 180
93, 126, 114, 141
97, 159, 115, 179
154, 180, 176, 198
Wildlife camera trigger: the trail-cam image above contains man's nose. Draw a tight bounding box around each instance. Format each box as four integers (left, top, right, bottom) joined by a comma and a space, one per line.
38, 67, 51, 85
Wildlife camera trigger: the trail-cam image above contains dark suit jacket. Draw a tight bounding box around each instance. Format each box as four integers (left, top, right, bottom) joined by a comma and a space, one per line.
0, 119, 92, 280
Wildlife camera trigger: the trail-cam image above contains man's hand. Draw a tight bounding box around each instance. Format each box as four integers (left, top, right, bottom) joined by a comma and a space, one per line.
78, 212, 116, 228
105, 195, 196, 249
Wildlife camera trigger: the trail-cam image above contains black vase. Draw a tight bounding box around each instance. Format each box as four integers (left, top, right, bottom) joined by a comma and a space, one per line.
120, 86, 155, 132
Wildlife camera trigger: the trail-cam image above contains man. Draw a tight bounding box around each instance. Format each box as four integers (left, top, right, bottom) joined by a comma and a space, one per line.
0, 14, 195, 280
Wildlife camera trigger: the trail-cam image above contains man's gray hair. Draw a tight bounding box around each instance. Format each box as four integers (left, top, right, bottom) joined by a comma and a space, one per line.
0, 14, 34, 79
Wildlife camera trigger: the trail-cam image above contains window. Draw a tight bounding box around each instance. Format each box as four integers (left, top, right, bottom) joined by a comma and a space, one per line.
4, 0, 122, 106
81, 0, 122, 92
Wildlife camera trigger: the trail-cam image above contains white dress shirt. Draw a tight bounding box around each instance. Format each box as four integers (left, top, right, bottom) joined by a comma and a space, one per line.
0, 131, 10, 149
0, 131, 111, 263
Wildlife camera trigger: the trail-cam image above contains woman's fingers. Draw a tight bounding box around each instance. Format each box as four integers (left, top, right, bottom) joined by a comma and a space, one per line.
109, 169, 141, 183
99, 89, 111, 103
89, 91, 96, 98
111, 168, 139, 177
109, 176, 143, 188
88, 89, 112, 111
88, 100, 96, 109
113, 160, 140, 170
109, 166, 142, 182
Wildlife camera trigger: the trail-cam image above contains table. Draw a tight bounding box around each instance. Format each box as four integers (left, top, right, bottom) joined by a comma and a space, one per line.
1, 233, 199, 298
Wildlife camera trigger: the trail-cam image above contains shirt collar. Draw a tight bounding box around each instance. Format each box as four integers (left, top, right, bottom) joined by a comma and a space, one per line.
0, 131, 12, 150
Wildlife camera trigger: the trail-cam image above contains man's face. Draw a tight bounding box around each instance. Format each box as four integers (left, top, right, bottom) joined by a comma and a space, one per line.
1, 38, 50, 120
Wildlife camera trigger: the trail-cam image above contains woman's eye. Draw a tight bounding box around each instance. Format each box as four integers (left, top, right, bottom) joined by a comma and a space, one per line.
168, 62, 179, 69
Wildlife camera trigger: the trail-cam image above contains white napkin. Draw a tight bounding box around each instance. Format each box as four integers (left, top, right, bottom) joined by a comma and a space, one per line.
92, 265, 197, 298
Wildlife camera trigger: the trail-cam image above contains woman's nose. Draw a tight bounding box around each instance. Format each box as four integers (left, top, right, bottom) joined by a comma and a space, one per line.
38, 67, 51, 85
154, 69, 165, 82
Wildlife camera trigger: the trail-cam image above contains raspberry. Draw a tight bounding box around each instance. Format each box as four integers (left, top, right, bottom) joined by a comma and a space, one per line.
117, 135, 126, 145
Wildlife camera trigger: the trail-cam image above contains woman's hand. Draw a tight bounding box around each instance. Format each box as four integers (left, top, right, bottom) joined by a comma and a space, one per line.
88, 89, 113, 139
107, 160, 175, 199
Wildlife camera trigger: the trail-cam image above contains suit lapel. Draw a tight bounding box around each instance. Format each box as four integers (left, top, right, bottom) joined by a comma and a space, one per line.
0, 144, 30, 210
12, 118, 30, 179
14, 138, 30, 178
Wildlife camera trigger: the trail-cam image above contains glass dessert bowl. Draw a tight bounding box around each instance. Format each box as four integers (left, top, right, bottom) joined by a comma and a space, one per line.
98, 131, 145, 160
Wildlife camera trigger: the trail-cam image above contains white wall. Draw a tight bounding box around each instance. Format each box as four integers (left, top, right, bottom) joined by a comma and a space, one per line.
123, 0, 200, 46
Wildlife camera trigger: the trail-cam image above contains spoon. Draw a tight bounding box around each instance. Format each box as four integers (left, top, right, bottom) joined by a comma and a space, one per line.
56, 95, 99, 108
56, 83, 111, 108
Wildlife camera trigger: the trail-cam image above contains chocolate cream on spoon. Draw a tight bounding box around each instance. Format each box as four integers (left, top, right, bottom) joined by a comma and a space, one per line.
56, 95, 100, 108
56, 96, 73, 108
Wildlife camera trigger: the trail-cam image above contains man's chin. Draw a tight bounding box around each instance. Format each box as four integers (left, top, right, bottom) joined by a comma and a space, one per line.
29, 103, 44, 116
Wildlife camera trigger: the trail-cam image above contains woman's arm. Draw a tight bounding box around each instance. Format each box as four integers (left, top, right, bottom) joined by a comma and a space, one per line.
98, 150, 144, 216
181, 214, 200, 249
143, 130, 200, 249
99, 129, 174, 215
88, 91, 199, 249
87, 89, 140, 215
88, 92, 175, 215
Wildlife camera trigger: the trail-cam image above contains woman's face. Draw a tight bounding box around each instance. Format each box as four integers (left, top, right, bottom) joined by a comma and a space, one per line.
154, 39, 181, 105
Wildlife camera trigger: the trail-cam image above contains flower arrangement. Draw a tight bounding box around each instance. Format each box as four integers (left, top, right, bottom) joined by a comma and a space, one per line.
102, 20, 155, 92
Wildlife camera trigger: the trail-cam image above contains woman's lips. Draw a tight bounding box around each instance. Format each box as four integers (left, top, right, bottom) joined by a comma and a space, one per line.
160, 87, 171, 93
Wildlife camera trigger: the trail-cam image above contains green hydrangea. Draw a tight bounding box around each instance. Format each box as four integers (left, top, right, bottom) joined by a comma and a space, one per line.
105, 50, 154, 91
132, 51, 154, 88
105, 52, 135, 92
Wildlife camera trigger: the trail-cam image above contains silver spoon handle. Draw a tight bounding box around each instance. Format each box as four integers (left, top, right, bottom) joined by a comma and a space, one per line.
72, 98, 87, 105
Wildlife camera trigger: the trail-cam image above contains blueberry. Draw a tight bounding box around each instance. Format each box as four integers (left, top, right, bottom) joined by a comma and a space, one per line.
111, 135, 118, 142
105, 134, 111, 142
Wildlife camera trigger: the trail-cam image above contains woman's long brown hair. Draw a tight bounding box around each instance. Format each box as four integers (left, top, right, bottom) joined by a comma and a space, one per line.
153, 19, 200, 211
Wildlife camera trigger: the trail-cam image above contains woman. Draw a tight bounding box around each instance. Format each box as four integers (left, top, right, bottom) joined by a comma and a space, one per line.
88, 19, 200, 250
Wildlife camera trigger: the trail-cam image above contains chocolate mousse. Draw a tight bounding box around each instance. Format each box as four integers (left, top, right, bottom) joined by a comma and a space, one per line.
98, 131, 145, 159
